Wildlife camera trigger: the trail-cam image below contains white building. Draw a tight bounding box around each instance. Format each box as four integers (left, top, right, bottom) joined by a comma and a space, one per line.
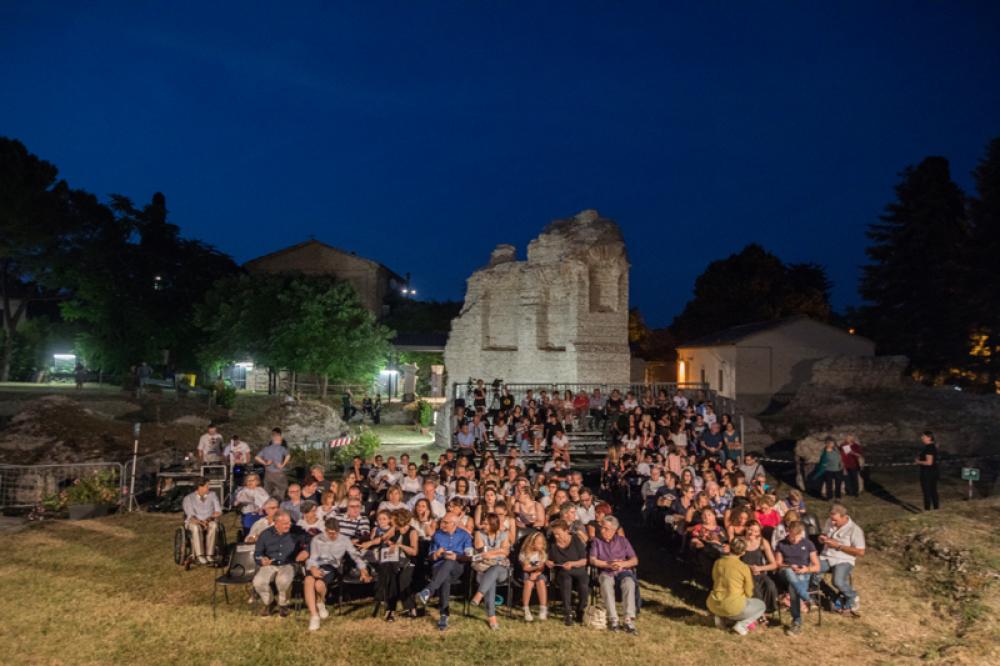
676, 316, 875, 410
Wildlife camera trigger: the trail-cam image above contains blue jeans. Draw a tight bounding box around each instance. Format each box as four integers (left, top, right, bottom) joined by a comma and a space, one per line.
814, 560, 856, 607
476, 565, 508, 617
425, 559, 465, 616
781, 568, 811, 624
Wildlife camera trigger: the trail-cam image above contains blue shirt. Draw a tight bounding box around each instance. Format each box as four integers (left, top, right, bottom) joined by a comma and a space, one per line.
254, 526, 306, 566
430, 528, 472, 564
258, 443, 288, 473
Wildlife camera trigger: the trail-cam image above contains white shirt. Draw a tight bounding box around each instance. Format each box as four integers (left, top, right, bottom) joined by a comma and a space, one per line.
197, 433, 224, 462
820, 518, 865, 566
224, 440, 252, 465
234, 486, 269, 514
576, 503, 596, 524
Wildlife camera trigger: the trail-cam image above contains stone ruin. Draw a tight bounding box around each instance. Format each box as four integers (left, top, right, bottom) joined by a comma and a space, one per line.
437, 210, 630, 445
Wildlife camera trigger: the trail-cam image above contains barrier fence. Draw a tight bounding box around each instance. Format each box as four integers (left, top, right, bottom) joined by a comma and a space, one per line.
0, 462, 126, 509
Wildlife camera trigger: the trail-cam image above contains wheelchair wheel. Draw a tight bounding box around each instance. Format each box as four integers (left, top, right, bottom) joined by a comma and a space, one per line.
173, 526, 189, 565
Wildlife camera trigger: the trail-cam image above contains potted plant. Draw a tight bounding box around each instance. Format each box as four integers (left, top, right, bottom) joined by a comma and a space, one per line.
44, 469, 120, 520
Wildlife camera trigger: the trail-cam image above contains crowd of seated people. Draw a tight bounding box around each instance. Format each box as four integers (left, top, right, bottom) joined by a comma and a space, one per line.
187, 386, 865, 637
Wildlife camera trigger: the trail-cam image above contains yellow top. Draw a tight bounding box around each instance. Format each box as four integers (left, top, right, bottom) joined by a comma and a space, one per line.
707, 554, 755, 618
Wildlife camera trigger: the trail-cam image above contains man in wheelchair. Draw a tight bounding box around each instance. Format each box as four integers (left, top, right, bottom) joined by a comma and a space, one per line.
183, 477, 223, 565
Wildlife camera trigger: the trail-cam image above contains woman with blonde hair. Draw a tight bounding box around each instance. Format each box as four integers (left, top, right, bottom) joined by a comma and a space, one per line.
518, 530, 549, 621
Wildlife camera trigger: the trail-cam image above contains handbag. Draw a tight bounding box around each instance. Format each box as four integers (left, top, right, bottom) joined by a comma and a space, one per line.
584, 605, 607, 629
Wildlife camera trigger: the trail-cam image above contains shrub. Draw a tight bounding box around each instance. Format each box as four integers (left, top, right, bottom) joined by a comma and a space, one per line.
417, 400, 433, 427
332, 428, 381, 468
43, 469, 120, 510
211, 380, 238, 409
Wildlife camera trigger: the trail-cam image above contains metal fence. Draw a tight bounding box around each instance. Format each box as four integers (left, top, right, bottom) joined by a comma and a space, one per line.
0, 462, 126, 509
451, 381, 734, 410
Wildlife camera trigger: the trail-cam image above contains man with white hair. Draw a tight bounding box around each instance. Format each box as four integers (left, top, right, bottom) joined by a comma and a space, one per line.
590, 515, 640, 633
815, 502, 865, 616
252, 510, 308, 617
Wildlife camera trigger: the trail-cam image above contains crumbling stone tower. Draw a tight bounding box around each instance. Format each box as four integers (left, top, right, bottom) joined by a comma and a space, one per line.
443, 208, 630, 402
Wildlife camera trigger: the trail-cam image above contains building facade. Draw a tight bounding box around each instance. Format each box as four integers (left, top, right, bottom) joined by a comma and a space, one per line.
676, 316, 875, 410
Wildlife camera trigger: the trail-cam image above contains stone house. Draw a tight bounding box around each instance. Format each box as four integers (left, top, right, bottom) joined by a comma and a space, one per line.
676, 316, 875, 411
244, 239, 405, 317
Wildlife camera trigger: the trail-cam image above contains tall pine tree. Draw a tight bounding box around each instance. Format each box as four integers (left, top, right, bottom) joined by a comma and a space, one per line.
860, 156, 970, 376
967, 137, 1000, 386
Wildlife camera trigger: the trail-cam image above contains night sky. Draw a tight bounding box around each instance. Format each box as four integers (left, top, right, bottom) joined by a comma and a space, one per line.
3, 2, 999, 326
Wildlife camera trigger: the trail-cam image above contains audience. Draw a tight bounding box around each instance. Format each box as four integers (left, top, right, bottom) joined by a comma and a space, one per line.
203, 385, 868, 640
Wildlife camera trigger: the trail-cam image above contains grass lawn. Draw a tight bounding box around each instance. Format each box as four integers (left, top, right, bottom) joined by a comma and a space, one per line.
1, 473, 997, 665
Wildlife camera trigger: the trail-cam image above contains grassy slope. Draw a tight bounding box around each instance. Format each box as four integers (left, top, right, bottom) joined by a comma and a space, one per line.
1, 482, 998, 666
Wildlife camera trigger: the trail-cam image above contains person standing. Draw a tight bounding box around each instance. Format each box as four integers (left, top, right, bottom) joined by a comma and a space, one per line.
840, 436, 864, 497
197, 424, 225, 465
915, 431, 939, 510
256, 428, 290, 499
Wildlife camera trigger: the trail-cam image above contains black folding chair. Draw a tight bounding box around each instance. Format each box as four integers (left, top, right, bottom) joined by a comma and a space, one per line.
212, 543, 257, 617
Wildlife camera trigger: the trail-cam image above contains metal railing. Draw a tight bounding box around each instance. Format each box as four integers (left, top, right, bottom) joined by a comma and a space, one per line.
452, 381, 731, 412
0, 462, 126, 509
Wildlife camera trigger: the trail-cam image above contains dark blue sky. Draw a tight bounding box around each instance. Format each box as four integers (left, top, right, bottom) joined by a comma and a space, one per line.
3, 2, 999, 326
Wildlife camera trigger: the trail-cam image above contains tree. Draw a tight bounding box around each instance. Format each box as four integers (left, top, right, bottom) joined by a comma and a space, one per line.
59, 193, 237, 374
197, 273, 393, 396
0, 138, 80, 380
967, 137, 1000, 387
670, 244, 832, 343
859, 156, 970, 376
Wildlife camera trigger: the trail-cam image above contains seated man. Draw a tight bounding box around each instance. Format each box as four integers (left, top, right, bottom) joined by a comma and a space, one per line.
774, 521, 820, 636
182, 478, 222, 565
590, 515, 640, 633
304, 517, 372, 631
414, 514, 473, 631
252, 510, 309, 617
406, 478, 447, 518
455, 422, 477, 456
814, 502, 865, 616
246, 498, 279, 543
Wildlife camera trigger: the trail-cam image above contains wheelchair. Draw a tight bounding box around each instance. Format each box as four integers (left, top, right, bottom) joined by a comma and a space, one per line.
174, 521, 228, 570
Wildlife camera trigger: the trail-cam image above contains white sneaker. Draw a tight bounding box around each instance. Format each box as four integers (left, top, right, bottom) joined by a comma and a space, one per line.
538, 606, 548, 621
732, 623, 749, 636
523, 607, 533, 622
308, 615, 320, 632
317, 603, 329, 620
197, 556, 209, 565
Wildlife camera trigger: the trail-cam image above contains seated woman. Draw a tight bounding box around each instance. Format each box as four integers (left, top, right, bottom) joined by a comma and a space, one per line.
378, 485, 408, 513
546, 519, 589, 626
400, 464, 423, 500
754, 494, 782, 542
233, 473, 270, 534
376, 509, 420, 621
741, 520, 779, 621
492, 416, 510, 456
707, 537, 766, 635
512, 485, 546, 536
316, 489, 338, 521
689, 507, 729, 572
470, 513, 512, 630
474, 488, 503, 532
518, 530, 549, 621
445, 498, 474, 533
449, 478, 476, 509
551, 428, 571, 463
297, 500, 324, 536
